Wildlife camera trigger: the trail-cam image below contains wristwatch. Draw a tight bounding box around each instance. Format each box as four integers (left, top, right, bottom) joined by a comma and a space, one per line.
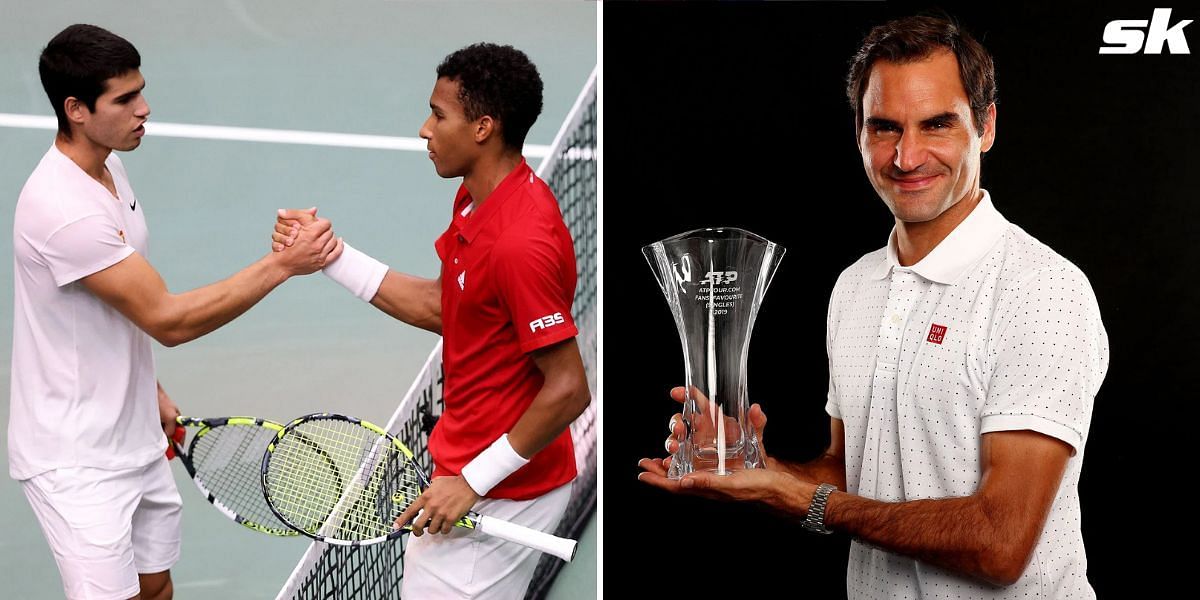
802, 483, 837, 535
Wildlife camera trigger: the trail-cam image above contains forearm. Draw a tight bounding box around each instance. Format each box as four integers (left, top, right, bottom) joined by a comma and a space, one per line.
460, 344, 588, 497
774, 452, 847, 490
369, 270, 442, 334
153, 256, 289, 346
507, 370, 590, 458
824, 492, 1028, 586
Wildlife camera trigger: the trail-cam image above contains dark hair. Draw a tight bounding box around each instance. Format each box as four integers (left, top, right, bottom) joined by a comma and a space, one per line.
436, 43, 543, 150
846, 15, 996, 135
39, 24, 141, 136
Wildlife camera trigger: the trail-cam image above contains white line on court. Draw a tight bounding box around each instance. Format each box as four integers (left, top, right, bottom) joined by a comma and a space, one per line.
0, 113, 552, 157
174, 578, 231, 588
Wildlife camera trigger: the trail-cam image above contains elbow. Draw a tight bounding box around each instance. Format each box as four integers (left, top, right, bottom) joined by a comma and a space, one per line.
972, 493, 1046, 587
150, 328, 187, 348
568, 381, 592, 420
157, 336, 182, 348
978, 541, 1036, 587
566, 369, 592, 419
982, 564, 1025, 588
418, 285, 443, 334
551, 374, 591, 421
424, 316, 443, 336
145, 310, 192, 348
412, 313, 441, 335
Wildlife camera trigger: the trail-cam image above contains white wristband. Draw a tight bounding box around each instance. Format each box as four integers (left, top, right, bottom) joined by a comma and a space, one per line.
461, 434, 530, 496
321, 241, 388, 302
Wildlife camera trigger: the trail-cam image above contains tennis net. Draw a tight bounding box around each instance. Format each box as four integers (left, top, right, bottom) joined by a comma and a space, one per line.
275, 68, 597, 600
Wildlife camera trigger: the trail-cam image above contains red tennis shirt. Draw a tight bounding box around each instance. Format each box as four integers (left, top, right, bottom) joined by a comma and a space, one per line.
430, 158, 578, 500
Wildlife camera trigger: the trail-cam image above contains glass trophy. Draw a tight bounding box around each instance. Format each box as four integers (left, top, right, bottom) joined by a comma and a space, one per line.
643, 228, 785, 478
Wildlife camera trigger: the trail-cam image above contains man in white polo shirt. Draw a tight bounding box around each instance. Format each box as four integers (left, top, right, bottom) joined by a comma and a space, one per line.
640, 15, 1108, 598
10, 25, 341, 600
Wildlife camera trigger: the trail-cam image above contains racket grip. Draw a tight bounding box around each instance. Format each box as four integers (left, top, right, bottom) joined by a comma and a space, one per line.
165, 424, 186, 459
476, 516, 577, 562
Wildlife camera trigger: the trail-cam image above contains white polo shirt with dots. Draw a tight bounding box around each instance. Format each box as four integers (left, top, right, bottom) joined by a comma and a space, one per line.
825, 191, 1108, 599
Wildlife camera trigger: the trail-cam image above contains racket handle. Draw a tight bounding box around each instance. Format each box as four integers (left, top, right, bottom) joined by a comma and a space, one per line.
165, 424, 186, 460
476, 516, 577, 562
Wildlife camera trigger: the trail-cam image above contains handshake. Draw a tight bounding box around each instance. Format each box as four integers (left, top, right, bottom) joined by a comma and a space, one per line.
266, 207, 390, 303
262, 207, 343, 276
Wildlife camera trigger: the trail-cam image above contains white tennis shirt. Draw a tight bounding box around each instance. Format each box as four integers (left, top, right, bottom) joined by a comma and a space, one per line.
825, 191, 1108, 599
9, 145, 162, 480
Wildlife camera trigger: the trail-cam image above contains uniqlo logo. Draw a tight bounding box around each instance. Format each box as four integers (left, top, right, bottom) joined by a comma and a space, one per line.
927, 324, 947, 344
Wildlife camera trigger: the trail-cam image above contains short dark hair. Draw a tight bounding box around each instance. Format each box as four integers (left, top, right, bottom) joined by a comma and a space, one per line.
436, 43, 543, 150
846, 15, 996, 135
39, 24, 141, 136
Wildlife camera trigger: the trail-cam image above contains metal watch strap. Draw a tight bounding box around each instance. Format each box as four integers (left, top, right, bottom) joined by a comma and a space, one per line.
803, 483, 837, 535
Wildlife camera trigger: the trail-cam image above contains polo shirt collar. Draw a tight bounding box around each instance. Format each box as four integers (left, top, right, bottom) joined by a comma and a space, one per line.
870, 190, 1009, 284
453, 158, 532, 244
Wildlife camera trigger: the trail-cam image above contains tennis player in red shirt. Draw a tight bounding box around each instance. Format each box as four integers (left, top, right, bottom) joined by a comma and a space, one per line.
275, 43, 590, 599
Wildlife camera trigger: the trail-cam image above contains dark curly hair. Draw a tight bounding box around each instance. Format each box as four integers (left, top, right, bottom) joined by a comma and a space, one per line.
437, 43, 543, 151
846, 15, 996, 136
39, 24, 141, 137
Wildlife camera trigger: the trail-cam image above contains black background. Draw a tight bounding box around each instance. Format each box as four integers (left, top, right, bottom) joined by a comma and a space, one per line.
603, 1, 1198, 597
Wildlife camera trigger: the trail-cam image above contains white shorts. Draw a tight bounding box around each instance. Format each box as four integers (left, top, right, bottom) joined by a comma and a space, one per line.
401, 481, 573, 600
21, 457, 183, 600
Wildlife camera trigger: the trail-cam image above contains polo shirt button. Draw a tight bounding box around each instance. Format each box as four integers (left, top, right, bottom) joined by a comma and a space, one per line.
891, 313, 902, 324
454, 258, 459, 264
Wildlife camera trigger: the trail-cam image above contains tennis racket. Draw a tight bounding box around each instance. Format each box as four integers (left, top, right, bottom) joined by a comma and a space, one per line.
172, 416, 299, 537
261, 413, 577, 561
